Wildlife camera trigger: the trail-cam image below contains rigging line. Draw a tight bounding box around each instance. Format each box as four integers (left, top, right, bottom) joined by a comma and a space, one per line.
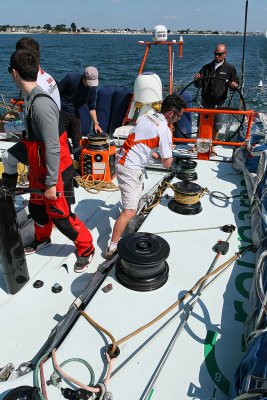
152, 225, 231, 235
240, 0, 249, 94
51, 348, 114, 393
79, 246, 253, 359
141, 230, 235, 400
80, 254, 239, 356
115, 245, 255, 348
112, 256, 236, 381
115, 254, 239, 346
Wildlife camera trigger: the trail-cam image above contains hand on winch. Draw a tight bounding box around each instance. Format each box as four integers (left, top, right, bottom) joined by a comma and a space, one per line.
94, 121, 103, 135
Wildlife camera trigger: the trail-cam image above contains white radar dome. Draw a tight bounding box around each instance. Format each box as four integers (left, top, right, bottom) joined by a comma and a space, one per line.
152, 25, 168, 42
134, 72, 162, 104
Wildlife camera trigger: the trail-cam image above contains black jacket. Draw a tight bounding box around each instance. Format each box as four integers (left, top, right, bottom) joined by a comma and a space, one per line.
195, 60, 239, 105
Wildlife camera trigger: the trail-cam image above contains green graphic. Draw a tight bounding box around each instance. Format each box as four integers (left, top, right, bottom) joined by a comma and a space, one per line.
204, 330, 230, 396
235, 272, 254, 299
238, 210, 250, 221
238, 226, 252, 244
237, 260, 255, 270
234, 300, 248, 322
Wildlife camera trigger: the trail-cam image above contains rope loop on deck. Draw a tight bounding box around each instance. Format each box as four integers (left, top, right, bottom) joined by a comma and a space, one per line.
76, 175, 119, 194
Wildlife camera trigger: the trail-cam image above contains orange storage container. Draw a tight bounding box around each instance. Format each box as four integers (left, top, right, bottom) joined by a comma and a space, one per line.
80, 138, 116, 182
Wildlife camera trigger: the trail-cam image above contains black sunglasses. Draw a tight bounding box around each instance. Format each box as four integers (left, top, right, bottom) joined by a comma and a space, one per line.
8, 66, 12, 74
214, 51, 225, 56
175, 112, 183, 120
170, 107, 183, 120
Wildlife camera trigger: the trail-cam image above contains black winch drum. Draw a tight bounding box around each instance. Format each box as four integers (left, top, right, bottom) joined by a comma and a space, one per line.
168, 180, 202, 215
176, 159, 198, 181
116, 232, 170, 291
86, 134, 109, 151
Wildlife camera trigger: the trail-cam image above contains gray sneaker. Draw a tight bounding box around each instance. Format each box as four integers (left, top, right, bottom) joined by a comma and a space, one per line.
74, 250, 95, 273
104, 246, 117, 260
24, 239, 51, 255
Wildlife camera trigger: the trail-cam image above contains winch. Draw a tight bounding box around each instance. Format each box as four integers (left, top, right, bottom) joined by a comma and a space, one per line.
168, 160, 205, 215
168, 180, 204, 215
116, 232, 170, 292
168, 159, 204, 215
175, 159, 198, 181
80, 134, 116, 181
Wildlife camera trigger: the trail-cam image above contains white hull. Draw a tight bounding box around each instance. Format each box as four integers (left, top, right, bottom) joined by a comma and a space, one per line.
0, 144, 257, 399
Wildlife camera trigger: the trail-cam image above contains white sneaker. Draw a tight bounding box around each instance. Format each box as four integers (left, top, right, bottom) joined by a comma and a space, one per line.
104, 245, 117, 260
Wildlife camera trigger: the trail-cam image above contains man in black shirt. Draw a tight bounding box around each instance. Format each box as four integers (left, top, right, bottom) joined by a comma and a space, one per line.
194, 44, 239, 152
58, 67, 103, 172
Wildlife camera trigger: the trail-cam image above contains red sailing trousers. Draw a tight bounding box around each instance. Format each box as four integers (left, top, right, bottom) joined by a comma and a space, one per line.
24, 133, 94, 257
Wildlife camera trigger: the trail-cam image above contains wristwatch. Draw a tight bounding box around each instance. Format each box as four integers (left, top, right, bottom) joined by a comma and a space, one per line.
94, 121, 100, 125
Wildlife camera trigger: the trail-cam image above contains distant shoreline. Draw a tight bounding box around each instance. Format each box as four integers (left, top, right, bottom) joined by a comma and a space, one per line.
0, 31, 255, 36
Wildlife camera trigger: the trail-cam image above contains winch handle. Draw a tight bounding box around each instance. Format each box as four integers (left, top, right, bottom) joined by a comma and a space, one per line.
0, 187, 61, 197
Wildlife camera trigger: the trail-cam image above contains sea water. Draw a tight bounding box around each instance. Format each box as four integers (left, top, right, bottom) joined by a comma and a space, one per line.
1, 33, 267, 112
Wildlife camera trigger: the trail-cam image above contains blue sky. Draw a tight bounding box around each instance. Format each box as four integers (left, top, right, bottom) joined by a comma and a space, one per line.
1, 0, 266, 32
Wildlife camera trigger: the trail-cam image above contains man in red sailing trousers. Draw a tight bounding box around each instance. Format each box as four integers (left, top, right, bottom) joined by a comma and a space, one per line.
8, 49, 95, 273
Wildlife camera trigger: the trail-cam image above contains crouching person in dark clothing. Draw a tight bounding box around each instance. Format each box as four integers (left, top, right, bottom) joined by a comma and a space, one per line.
7, 49, 95, 273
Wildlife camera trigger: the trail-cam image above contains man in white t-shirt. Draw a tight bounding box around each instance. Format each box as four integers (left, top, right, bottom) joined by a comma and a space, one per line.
105, 93, 186, 259
4, 67, 60, 137
16, 36, 60, 108
36, 66, 60, 108
2, 37, 61, 182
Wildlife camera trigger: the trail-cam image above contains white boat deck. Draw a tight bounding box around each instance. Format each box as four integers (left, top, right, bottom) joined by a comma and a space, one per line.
0, 169, 165, 365
0, 146, 255, 399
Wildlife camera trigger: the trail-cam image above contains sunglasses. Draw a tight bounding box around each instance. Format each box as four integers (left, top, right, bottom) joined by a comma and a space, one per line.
214, 51, 226, 56
170, 108, 183, 120
8, 66, 12, 74
171, 111, 182, 120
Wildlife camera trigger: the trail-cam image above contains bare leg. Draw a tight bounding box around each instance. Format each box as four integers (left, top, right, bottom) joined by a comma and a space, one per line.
188, 145, 197, 153
212, 128, 219, 155
213, 128, 219, 141
111, 208, 137, 244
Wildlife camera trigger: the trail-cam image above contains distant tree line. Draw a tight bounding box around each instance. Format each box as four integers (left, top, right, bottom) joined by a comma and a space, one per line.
179, 29, 241, 35
0, 22, 82, 33
0, 24, 243, 35
0, 23, 150, 33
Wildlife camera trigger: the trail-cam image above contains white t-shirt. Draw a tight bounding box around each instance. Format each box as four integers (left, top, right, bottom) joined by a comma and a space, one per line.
37, 67, 61, 109
215, 61, 224, 71
117, 112, 172, 169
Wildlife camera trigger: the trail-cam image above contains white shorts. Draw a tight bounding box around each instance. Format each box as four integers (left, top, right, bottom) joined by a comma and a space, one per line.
116, 163, 144, 210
